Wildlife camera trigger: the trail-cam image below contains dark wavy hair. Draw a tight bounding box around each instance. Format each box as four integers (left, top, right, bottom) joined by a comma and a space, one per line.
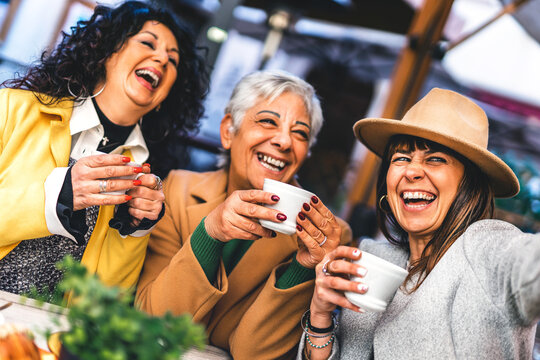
376, 135, 494, 293
2, 1, 209, 177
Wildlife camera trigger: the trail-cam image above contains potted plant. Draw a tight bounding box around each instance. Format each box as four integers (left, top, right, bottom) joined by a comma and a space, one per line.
46, 256, 206, 360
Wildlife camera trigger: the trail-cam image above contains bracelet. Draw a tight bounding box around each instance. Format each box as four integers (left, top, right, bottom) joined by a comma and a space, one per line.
301, 310, 338, 338
305, 333, 335, 349
308, 319, 334, 334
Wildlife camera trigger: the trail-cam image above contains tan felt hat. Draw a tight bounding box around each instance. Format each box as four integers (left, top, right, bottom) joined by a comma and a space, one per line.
353, 88, 519, 198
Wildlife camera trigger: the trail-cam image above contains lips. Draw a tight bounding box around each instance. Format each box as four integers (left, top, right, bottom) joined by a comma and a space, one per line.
257, 153, 288, 172
135, 68, 162, 89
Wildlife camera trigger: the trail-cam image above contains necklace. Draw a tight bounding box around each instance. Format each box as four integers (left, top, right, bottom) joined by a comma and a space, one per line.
101, 136, 110, 146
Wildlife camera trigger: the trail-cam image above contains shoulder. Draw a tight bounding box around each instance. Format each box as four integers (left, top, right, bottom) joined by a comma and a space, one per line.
359, 238, 408, 267
461, 219, 525, 249
0, 88, 37, 104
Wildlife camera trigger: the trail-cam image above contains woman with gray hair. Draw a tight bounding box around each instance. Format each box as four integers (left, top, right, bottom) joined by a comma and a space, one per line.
136, 70, 351, 359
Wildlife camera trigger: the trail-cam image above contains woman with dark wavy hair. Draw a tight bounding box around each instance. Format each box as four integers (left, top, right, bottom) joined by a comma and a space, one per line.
298, 88, 540, 359
0, 0, 209, 297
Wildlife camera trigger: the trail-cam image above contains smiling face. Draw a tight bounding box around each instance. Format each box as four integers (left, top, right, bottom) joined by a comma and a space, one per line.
385, 140, 465, 244
95, 21, 179, 125
221, 91, 311, 193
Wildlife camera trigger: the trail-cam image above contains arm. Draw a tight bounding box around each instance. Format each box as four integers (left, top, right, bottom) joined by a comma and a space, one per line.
463, 220, 540, 325
229, 219, 352, 359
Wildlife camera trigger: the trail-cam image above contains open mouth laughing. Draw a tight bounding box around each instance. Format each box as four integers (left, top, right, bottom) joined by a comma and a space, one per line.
135, 68, 161, 89
257, 153, 287, 172
401, 191, 436, 209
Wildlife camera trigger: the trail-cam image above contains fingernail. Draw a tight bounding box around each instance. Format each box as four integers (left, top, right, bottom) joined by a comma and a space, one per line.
133, 167, 143, 173
352, 249, 361, 256
358, 308, 366, 313
311, 196, 319, 204
271, 231, 277, 237
296, 224, 303, 232
133, 179, 142, 186
276, 213, 287, 221
302, 203, 310, 211
358, 284, 368, 292
271, 195, 280, 202
298, 212, 305, 220
124, 195, 132, 201
143, 163, 151, 168
357, 267, 367, 277
122, 156, 131, 163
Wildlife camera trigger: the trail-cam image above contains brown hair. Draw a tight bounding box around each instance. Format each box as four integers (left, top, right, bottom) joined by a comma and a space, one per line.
376, 135, 494, 292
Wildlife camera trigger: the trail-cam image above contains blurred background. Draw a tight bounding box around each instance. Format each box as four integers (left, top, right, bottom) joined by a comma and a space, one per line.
0, 0, 539, 240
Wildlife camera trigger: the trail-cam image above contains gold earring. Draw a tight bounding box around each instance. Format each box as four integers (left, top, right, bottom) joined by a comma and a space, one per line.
378, 195, 390, 213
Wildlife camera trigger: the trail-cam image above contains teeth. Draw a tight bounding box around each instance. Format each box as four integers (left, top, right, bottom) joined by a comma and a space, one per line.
258, 154, 285, 171
403, 191, 435, 201
135, 69, 160, 88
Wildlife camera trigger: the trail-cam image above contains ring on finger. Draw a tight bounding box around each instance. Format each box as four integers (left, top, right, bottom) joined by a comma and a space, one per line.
99, 180, 107, 193
152, 175, 163, 190
322, 259, 332, 276
319, 235, 327, 247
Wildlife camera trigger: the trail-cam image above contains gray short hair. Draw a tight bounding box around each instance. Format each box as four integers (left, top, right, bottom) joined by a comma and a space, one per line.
217, 70, 324, 168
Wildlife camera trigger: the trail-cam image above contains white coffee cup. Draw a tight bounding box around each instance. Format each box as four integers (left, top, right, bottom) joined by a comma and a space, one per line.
344, 251, 408, 312
259, 178, 315, 235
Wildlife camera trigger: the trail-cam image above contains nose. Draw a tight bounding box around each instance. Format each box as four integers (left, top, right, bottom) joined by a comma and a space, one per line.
271, 128, 292, 151
404, 161, 425, 181
153, 48, 170, 67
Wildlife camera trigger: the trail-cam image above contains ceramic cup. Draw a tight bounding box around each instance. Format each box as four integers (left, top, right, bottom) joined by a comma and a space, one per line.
344, 251, 408, 312
259, 178, 315, 235
91, 151, 141, 195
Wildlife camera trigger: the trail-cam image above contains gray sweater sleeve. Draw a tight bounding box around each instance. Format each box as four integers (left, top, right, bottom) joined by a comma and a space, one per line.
461, 219, 540, 326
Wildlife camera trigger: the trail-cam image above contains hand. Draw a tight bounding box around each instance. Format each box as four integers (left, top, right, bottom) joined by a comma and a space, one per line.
71, 154, 147, 211
310, 246, 367, 319
126, 171, 165, 227
294, 196, 342, 269
204, 189, 286, 242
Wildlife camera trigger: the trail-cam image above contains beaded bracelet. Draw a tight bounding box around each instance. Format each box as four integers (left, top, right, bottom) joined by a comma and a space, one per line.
301, 310, 338, 338
305, 333, 335, 349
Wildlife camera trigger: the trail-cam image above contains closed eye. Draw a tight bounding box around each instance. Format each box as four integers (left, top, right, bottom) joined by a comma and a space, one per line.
169, 57, 178, 67
141, 40, 155, 50
293, 130, 309, 141
257, 118, 277, 126
391, 155, 410, 163
427, 156, 447, 163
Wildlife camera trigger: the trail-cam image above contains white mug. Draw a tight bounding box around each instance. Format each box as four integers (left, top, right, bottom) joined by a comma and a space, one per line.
344, 251, 408, 312
259, 178, 315, 235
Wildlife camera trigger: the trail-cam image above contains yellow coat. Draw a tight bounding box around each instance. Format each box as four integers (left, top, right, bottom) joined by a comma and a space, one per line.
136, 169, 352, 359
0, 88, 149, 289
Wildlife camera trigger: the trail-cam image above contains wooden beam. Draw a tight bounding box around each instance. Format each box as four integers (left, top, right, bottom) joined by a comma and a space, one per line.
342, 0, 455, 220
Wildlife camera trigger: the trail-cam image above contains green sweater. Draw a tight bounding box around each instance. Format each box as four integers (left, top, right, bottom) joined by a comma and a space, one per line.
191, 219, 314, 289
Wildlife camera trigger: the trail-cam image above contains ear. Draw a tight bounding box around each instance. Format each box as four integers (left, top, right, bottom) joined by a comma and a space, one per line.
220, 114, 234, 150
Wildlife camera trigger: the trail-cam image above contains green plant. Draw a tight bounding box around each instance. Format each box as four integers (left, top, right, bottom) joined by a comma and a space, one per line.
48, 256, 206, 360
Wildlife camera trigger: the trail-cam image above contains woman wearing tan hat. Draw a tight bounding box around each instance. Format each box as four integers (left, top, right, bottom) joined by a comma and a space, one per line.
298, 88, 540, 359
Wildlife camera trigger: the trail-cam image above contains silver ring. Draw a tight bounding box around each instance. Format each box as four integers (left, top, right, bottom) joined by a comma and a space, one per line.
319, 236, 327, 247
152, 175, 163, 190
322, 259, 332, 276
99, 180, 107, 193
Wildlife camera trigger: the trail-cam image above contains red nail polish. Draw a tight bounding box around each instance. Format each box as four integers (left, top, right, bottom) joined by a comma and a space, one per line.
298, 212, 305, 220
271, 195, 280, 202
143, 163, 151, 167
133, 179, 142, 186
303, 203, 310, 211
276, 213, 287, 221
296, 225, 302, 232
124, 195, 132, 201
133, 167, 143, 173
122, 156, 131, 163
311, 196, 319, 204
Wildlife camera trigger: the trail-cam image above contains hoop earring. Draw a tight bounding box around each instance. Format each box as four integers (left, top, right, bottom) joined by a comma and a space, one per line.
378, 194, 391, 214
67, 81, 106, 100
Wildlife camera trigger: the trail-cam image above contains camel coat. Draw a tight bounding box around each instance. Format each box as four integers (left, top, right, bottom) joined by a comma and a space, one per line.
136, 169, 352, 359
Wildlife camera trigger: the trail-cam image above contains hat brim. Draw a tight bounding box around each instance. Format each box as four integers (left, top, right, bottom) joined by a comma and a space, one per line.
353, 118, 519, 198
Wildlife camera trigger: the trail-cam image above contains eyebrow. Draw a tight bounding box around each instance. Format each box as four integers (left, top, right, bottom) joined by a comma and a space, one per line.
141, 31, 180, 55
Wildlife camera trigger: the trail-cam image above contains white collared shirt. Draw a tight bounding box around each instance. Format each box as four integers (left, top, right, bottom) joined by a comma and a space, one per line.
44, 98, 151, 241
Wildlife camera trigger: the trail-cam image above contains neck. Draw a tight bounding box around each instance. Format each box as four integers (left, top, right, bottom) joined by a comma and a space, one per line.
94, 90, 145, 127
408, 234, 431, 263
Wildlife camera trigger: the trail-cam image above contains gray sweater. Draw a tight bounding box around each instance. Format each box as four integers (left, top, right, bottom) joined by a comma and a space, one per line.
299, 219, 540, 359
